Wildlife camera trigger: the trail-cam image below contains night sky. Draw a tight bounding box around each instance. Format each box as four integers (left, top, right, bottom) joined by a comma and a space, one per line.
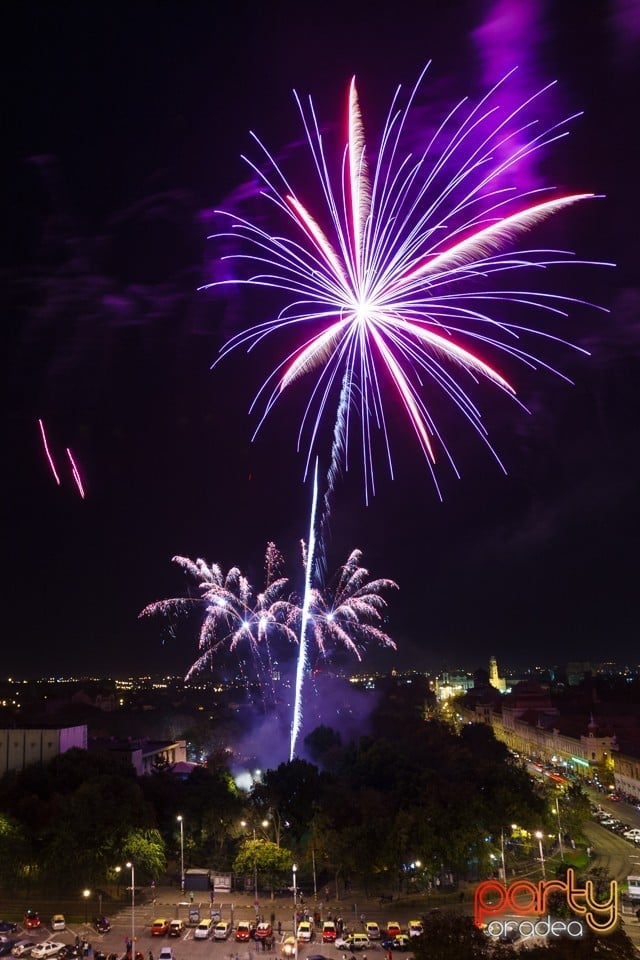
3, 1, 640, 679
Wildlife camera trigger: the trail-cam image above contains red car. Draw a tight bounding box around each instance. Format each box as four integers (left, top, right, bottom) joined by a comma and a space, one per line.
322, 922, 336, 943
235, 923, 252, 942
255, 923, 272, 941
24, 913, 41, 931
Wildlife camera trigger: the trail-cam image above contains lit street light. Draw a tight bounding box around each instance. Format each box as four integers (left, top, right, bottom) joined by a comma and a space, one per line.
82, 889, 91, 925
535, 831, 546, 879
177, 815, 185, 895
554, 797, 564, 860
126, 861, 135, 956
292, 863, 298, 960
241, 818, 269, 913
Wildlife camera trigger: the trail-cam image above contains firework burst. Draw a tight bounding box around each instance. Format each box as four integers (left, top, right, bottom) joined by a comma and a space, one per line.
139, 545, 298, 705
140, 543, 396, 697
306, 548, 398, 663
204, 64, 610, 502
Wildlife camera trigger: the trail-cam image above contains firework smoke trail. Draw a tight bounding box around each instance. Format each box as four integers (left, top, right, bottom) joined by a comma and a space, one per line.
291, 458, 319, 759
38, 419, 61, 485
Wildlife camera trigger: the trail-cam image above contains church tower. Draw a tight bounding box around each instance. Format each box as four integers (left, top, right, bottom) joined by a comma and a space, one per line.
489, 656, 506, 693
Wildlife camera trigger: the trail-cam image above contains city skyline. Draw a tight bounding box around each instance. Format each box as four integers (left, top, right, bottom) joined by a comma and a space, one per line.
3, 1, 639, 680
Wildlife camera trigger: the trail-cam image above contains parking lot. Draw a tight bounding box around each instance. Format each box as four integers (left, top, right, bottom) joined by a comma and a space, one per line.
1, 894, 422, 960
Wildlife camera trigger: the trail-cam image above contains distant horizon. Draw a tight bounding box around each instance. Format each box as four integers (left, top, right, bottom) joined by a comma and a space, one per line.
1, 657, 638, 686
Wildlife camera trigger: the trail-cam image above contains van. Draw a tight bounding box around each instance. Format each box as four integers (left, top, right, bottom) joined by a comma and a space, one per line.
194, 919, 213, 940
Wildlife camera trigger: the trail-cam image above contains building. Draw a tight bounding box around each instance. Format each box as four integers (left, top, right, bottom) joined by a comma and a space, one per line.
0, 725, 87, 776
90, 736, 188, 775
458, 683, 618, 779
489, 656, 507, 693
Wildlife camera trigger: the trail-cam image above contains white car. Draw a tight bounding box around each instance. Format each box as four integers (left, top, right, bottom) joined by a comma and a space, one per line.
213, 921, 232, 941
50, 917, 65, 933
31, 944, 65, 960
194, 920, 213, 940
624, 828, 640, 841
335, 935, 370, 951
296, 921, 313, 942
158, 949, 174, 960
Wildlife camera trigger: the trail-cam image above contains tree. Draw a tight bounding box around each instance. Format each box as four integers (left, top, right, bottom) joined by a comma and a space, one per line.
232, 838, 292, 897
251, 760, 326, 844
121, 829, 167, 882
411, 913, 505, 960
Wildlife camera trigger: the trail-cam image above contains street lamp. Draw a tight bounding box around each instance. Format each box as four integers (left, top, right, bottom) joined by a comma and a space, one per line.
126, 861, 135, 957
534, 831, 546, 880
177, 815, 185, 895
241, 819, 269, 912
292, 864, 298, 960
554, 797, 564, 860
82, 889, 91, 925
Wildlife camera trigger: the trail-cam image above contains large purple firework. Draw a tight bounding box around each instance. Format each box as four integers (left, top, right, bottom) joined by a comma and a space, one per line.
204, 63, 610, 502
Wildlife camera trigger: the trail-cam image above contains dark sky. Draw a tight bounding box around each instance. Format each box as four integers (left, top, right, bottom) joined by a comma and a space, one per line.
3, 0, 640, 679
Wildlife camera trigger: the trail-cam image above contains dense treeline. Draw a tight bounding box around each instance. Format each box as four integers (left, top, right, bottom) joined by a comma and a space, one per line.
0, 689, 555, 895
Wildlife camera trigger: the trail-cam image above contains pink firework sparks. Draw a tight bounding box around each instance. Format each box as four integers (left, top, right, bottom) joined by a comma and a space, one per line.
38, 419, 61, 486
66, 448, 86, 499
204, 65, 612, 502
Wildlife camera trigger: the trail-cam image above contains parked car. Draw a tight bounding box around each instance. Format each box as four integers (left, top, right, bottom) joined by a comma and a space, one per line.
11, 941, 36, 958
385, 923, 402, 939
408, 920, 423, 938
321, 923, 336, 943
235, 923, 252, 943
364, 923, 380, 941
0, 942, 16, 958
0, 928, 17, 937
297, 922, 313, 943
31, 944, 65, 960
50, 918, 65, 934
23, 916, 40, 932
58, 946, 81, 960
380, 937, 411, 952
624, 828, 640, 841
194, 920, 213, 940
93, 919, 110, 935
335, 935, 370, 951
255, 923, 272, 941
158, 949, 173, 960
168, 921, 183, 938
214, 922, 231, 941
151, 920, 170, 937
